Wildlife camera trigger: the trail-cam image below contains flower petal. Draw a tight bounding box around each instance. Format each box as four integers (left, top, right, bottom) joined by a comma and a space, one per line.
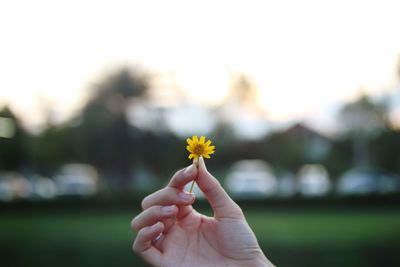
205, 140, 212, 146
186, 138, 194, 146
199, 136, 205, 144
192, 136, 199, 143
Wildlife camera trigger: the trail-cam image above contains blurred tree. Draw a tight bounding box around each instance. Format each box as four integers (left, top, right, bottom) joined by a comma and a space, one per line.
214, 74, 267, 140
321, 137, 353, 179
75, 67, 149, 188
139, 131, 185, 178
228, 74, 258, 104
338, 94, 389, 166
262, 123, 324, 173
370, 129, 400, 173
0, 106, 28, 171
26, 125, 75, 176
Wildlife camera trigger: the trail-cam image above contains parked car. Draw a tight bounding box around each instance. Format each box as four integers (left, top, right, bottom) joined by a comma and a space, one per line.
55, 164, 98, 196
225, 160, 278, 199
297, 164, 331, 197
337, 167, 400, 195
29, 174, 57, 199
0, 172, 31, 201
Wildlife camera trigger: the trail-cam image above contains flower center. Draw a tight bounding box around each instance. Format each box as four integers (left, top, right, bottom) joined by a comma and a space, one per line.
194, 144, 205, 155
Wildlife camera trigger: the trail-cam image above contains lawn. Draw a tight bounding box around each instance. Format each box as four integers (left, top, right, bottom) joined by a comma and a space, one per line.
0, 206, 399, 267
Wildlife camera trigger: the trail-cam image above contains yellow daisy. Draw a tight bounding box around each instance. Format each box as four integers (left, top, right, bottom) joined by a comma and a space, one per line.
186, 135, 215, 160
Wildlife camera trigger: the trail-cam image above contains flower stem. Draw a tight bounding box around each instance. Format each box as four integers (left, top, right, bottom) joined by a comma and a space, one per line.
189, 157, 199, 193
189, 180, 196, 193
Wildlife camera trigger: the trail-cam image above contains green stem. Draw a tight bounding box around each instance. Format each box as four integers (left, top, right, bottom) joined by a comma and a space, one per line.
188, 157, 199, 193
189, 180, 196, 193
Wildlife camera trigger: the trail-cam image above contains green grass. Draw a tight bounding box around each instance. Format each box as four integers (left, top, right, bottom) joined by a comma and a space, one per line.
246, 210, 400, 245
0, 208, 400, 267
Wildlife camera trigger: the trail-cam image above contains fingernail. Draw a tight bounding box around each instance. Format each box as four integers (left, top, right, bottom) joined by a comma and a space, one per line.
183, 164, 196, 176
161, 205, 175, 215
179, 192, 194, 202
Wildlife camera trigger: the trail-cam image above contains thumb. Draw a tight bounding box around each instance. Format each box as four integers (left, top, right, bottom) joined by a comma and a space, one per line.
195, 157, 243, 220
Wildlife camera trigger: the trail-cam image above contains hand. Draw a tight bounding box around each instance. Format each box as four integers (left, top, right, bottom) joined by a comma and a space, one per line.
131, 157, 274, 267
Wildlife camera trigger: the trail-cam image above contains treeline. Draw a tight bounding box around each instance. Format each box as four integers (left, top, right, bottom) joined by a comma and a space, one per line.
0, 67, 399, 190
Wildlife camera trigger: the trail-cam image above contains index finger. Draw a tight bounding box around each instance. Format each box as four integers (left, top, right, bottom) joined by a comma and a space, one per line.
168, 164, 197, 190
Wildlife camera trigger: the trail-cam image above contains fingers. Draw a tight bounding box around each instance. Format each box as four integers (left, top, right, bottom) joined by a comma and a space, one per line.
141, 187, 195, 210
131, 205, 178, 232
196, 157, 244, 220
168, 164, 197, 189
132, 221, 163, 266
141, 186, 195, 219
132, 165, 197, 265
141, 165, 197, 219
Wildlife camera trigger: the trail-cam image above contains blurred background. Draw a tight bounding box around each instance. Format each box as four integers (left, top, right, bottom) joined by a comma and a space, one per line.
1, 0, 400, 266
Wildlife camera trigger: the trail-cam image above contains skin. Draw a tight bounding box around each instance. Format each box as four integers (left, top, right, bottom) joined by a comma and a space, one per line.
131, 157, 275, 267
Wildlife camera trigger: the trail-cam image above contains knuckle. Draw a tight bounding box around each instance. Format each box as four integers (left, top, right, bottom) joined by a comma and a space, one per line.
173, 169, 184, 181
173, 169, 181, 177
202, 182, 218, 195
202, 177, 221, 194
167, 187, 180, 200
232, 202, 245, 218
147, 205, 160, 215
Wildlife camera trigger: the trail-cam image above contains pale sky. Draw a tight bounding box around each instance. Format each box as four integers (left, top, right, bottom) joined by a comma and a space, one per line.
0, 0, 399, 131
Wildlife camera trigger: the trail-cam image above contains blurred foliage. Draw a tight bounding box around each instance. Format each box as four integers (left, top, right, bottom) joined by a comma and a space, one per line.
338, 94, 391, 167
0, 107, 28, 170
320, 137, 353, 179
338, 94, 390, 134
370, 130, 400, 174
76, 68, 149, 187
0, 67, 399, 191
262, 126, 310, 172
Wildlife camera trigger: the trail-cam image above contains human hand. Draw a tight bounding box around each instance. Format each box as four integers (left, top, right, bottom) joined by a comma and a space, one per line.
131, 157, 274, 267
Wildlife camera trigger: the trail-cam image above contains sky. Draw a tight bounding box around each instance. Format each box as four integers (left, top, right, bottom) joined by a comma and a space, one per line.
0, 0, 399, 132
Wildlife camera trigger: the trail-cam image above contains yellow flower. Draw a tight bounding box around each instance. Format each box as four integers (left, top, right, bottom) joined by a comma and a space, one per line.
186, 135, 215, 160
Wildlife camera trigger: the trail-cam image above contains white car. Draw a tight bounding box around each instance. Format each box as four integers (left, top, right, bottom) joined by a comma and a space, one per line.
0, 172, 31, 201
337, 167, 400, 195
225, 160, 278, 199
297, 164, 331, 197
55, 164, 98, 196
